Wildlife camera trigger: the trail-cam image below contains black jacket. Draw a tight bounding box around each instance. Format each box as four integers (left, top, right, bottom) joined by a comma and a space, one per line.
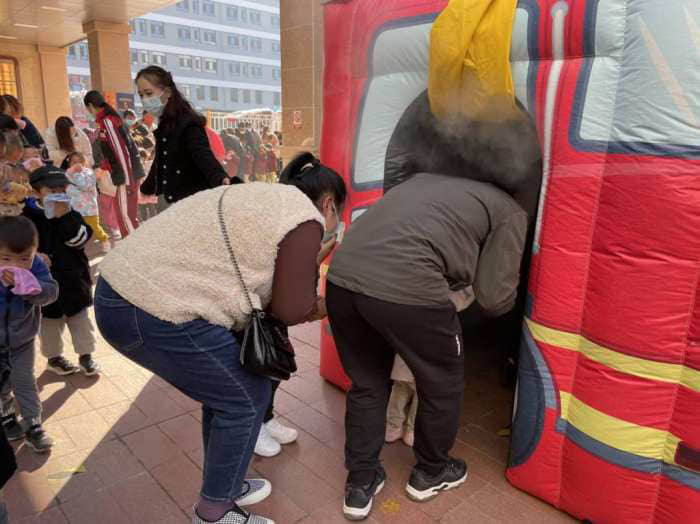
23, 200, 93, 318
141, 114, 230, 204
21, 117, 45, 149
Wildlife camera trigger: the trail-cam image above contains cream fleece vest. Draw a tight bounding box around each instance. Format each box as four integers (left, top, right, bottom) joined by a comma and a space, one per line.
100, 183, 323, 329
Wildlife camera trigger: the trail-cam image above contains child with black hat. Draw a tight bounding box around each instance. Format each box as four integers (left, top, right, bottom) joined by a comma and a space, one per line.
22, 165, 98, 377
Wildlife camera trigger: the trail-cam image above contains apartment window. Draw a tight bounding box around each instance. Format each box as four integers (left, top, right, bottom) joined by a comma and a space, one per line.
227, 7, 238, 20
68, 46, 76, 58
251, 38, 262, 52
255, 90, 263, 104
192, 0, 200, 14
178, 27, 191, 41
138, 20, 147, 34
272, 68, 281, 80
272, 42, 280, 54
130, 51, 138, 64
178, 55, 193, 69
241, 37, 249, 50
241, 8, 248, 22
182, 85, 192, 99
129, 20, 135, 32
150, 22, 165, 37
0, 58, 19, 98
176, 0, 189, 11
273, 92, 281, 107
210, 86, 219, 101
152, 52, 166, 66
243, 89, 251, 104
204, 58, 217, 72
196, 86, 205, 101
194, 57, 202, 71
271, 15, 280, 27
252, 66, 263, 79
193, 29, 201, 42
228, 35, 239, 48
203, 31, 217, 45
139, 51, 149, 64
79, 44, 88, 60
229, 62, 240, 76
250, 11, 262, 25
203, 1, 215, 16
242, 64, 249, 77
230, 88, 239, 102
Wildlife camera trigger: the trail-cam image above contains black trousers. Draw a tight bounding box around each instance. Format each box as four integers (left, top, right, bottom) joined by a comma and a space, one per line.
326, 283, 464, 480
264, 380, 279, 423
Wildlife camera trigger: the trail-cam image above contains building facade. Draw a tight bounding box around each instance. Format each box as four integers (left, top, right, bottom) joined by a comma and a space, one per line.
66, 0, 281, 114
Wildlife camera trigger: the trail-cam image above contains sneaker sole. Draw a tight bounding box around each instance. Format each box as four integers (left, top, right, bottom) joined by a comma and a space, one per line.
269, 433, 297, 445
25, 440, 52, 454
254, 444, 281, 458
81, 366, 100, 377
405, 471, 468, 502
237, 480, 272, 506
47, 366, 78, 376
6, 433, 25, 442
343, 480, 385, 521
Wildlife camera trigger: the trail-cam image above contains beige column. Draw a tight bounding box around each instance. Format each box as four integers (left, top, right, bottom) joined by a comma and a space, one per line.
280, 0, 324, 163
82, 20, 133, 94
37, 46, 72, 127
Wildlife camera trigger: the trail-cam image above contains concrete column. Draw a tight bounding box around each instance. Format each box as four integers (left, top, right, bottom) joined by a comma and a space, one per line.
82, 20, 133, 94
280, 0, 324, 163
37, 46, 72, 128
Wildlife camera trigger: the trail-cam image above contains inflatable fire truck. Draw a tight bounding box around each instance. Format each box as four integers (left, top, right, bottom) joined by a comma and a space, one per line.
318, 1, 700, 522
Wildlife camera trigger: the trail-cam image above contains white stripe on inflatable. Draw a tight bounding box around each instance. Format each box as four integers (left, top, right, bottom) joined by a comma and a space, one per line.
533, 1, 569, 254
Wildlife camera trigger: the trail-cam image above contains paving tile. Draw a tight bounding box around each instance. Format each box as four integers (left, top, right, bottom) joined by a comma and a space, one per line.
123, 425, 182, 470
297, 497, 379, 524
70, 375, 128, 410
107, 472, 187, 523
466, 484, 534, 522
16, 506, 69, 524
133, 389, 188, 425
111, 372, 165, 399
289, 322, 321, 349
4, 469, 58, 520
150, 453, 201, 511
56, 411, 115, 451
291, 340, 321, 365
158, 413, 203, 454
97, 400, 152, 437
164, 386, 202, 413
60, 489, 127, 524
270, 387, 305, 416
93, 354, 141, 378
292, 356, 317, 375
457, 423, 510, 465
309, 388, 346, 424
186, 447, 204, 470
279, 375, 327, 404
39, 422, 79, 459
371, 484, 433, 524
247, 488, 308, 523
38, 379, 93, 424
280, 424, 346, 491
283, 405, 344, 443
441, 499, 500, 523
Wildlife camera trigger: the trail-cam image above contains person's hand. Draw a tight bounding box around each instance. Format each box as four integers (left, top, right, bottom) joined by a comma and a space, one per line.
221, 177, 232, 186
0, 269, 15, 288
38, 253, 51, 268
53, 201, 71, 218
306, 297, 327, 322
23, 158, 42, 172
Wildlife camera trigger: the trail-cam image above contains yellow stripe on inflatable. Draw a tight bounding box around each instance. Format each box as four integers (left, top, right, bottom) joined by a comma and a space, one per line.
559, 392, 680, 465
526, 319, 700, 394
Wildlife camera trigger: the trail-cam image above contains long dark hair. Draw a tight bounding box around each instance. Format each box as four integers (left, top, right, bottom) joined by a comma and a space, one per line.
55, 116, 75, 152
135, 66, 206, 135
280, 152, 347, 208
1, 95, 22, 117
83, 90, 120, 120
0, 114, 19, 133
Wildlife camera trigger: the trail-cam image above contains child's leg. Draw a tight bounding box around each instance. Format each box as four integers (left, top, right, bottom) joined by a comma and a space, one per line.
66, 309, 96, 357
39, 317, 66, 361
386, 381, 413, 430
83, 215, 110, 243
7, 342, 41, 429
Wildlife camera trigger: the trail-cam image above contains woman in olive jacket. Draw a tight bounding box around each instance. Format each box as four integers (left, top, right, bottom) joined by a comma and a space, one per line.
136, 66, 239, 204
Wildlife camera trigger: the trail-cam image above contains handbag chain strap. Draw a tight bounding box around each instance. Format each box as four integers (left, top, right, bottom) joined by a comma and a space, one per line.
217, 187, 257, 315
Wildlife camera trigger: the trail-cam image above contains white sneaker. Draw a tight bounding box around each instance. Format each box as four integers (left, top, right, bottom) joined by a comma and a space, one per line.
265, 418, 298, 445
254, 425, 281, 458
236, 479, 272, 506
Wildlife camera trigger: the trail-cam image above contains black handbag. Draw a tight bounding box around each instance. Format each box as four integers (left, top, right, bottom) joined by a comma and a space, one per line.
218, 188, 297, 381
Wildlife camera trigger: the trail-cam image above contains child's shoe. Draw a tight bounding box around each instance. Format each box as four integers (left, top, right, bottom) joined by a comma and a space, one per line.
385, 424, 403, 443
47, 356, 78, 376
402, 428, 414, 447
1, 413, 24, 441
25, 424, 54, 453
79, 355, 100, 377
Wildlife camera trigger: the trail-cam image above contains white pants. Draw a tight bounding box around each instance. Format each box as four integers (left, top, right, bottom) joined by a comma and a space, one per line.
39, 308, 96, 359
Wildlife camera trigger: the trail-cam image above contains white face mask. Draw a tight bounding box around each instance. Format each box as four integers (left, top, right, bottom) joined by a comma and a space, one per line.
322, 202, 343, 243
141, 93, 166, 118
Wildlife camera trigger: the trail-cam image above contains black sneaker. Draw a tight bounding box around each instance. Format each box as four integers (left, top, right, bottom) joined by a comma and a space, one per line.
47, 356, 79, 376
25, 424, 54, 453
405, 458, 468, 502
79, 355, 100, 377
1, 413, 24, 441
343, 467, 386, 521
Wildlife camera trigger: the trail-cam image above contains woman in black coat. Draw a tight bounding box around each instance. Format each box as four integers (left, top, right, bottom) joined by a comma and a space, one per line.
135, 66, 240, 204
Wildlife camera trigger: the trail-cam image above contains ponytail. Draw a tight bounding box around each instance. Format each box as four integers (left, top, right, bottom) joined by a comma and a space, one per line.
280, 152, 347, 208
83, 91, 121, 121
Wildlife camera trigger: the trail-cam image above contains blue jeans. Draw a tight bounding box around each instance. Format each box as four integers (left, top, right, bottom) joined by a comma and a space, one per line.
94, 278, 271, 502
